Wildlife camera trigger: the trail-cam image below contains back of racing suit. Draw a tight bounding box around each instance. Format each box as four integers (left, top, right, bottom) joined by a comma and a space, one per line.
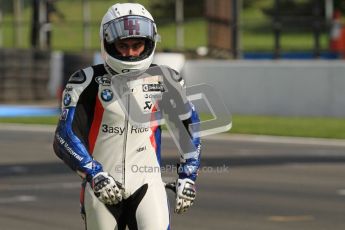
53, 64, 201, 230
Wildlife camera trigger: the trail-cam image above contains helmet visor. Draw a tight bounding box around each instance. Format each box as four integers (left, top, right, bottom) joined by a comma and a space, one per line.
103, 16, 157, 44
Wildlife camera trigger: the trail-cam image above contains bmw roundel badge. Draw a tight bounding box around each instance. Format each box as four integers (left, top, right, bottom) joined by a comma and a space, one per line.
63, 93, 72, 106
101, 89, 113, 102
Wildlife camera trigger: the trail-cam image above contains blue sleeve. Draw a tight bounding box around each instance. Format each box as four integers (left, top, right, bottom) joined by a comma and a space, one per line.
53, 69, 103, 182
178, 103, 201, 182
54, 107, 103, 182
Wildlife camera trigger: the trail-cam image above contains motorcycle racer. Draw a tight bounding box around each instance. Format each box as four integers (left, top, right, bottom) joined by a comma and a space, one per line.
53, 3, 201, 230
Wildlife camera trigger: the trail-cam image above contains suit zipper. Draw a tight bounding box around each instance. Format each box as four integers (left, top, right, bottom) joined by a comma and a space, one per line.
122, 93, 130, 189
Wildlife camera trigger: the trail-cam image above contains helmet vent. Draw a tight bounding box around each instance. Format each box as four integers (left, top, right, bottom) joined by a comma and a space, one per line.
114, 8, 120, 16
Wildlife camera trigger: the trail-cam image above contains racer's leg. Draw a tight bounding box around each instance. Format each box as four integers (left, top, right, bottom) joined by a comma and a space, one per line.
133, 181, 170, 230
83, 183, 125, 230
82, 181, 169, 229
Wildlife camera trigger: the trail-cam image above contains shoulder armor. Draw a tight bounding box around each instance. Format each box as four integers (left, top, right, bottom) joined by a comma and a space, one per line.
167, 67, 184, 86
68, 70, 86, 84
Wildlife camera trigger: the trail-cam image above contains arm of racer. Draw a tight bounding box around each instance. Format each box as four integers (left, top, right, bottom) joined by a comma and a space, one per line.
54, 107, 123, 205
175, 103, 201, 214
53, 69, 123, 205
53, 105, 102, 181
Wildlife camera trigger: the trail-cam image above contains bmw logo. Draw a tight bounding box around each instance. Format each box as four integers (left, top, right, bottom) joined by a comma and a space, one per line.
101, 89, 113, 102
63, 93, 72, 106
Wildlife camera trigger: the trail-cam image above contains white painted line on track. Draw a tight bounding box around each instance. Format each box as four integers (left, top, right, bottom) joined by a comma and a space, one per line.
0, 182, 80, 191
164, 132, 345, 147
337, 189, 345, 196
0, 123, 56, 133
1, 124, 345, 147
267, 215, 315, 222
0, 195, 37, 204
165, 131, 345, 146
203, 133, 345, 147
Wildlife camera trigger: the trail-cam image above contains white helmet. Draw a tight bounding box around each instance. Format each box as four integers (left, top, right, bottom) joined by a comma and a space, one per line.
100, 3, 159, 74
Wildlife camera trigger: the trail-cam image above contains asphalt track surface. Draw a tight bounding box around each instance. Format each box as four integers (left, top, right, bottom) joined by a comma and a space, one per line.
1, 124, 345, 230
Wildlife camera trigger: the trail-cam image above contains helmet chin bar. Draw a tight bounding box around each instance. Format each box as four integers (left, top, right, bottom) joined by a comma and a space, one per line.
102, 38, 155, 74
103, 38, 154, 63
102, 45, 155, 74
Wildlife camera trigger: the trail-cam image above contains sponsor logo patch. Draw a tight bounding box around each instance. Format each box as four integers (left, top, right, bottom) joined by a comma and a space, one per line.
65, 86, 74, 92
144, 93, 161, 99
143, 101, 153, 111
60, 108, 69, 120
136, 146, 147, 153
101, 124, 149, 135
142, 84, 164, 92
102, 125, 125, 135
63, 93, 72, 106
101, 89, 113, 102
95, 76, 111, 86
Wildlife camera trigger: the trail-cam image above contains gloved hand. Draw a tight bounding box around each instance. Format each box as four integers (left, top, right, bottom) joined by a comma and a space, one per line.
175, 178, 196, 214
91, 172, 123, 205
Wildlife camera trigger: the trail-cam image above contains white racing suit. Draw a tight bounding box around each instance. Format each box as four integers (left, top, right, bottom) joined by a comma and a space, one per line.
53, 64, 201, 230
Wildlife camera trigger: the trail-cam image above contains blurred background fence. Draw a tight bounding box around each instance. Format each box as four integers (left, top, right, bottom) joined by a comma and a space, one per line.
0, 49, 50, 102
1, 0, 345, 114
0, 0, 342, 57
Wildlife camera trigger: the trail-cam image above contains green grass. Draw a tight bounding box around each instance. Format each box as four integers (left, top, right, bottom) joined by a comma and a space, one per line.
0, 116, 59, 125
230, 115, 345, 139
242, 30, 329, 51
156, 18, 207, 51
197, 114, 345, 139
1, 115, 345, 139
240, 0, 329, 52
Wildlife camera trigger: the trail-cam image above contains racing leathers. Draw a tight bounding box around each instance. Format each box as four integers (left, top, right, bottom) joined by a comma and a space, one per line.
53, 64, 201, 230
